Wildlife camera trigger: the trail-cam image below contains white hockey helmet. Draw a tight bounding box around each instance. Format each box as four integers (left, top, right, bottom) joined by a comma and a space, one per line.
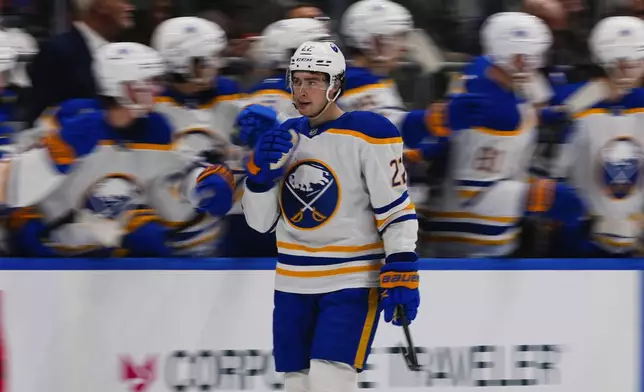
481, 12, 552, 77
0, 31, 18, 86
151, 16, 227, 83
341, 0, 413, 60
589, 16, 644, 89
288, 41, 346, 101
93, 42, 165, 115
256, 18, 331, 70
4, 28, 37, 87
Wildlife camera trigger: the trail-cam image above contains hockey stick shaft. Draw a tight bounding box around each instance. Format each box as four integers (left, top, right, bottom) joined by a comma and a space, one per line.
396, 305, 421, 370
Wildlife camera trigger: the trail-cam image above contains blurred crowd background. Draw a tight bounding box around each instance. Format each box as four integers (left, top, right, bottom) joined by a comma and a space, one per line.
6, 0, 644, 109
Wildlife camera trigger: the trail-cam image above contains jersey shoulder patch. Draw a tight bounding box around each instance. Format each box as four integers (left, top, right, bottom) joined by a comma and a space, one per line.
248, 76, 290, 94
42, 111, 105, 172
215, 76, 242, 97
44, 98, 101, 128
280, 116, 307, 132
344, 66, 388, 92
330, 111, 401, 142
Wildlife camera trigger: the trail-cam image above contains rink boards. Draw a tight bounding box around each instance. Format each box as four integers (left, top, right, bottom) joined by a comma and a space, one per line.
0, 258, 641, 392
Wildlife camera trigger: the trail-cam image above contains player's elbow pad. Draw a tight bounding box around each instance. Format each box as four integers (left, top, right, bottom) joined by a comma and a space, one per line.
122, 221, 173, 257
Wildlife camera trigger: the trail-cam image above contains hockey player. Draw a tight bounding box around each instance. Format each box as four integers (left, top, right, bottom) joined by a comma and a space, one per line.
242, 41, 419, 391
6, 42, 235, 257
548, 16, 644, 257
151, 16, 248, 255
151, 16, 244, 154
424, 12, 571, 257
238, 18, 331, 147
337, 0, 448, 257
229, 18, 333, 257
339, 0, 435, 149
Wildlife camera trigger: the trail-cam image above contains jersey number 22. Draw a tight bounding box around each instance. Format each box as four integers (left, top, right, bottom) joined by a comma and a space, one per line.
390, 157, 407, 187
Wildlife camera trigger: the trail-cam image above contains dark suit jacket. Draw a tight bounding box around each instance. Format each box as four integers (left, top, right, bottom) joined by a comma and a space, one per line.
26, 26, 97, 125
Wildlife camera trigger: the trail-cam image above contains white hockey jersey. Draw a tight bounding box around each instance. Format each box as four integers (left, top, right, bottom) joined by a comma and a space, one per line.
339, 65, 408, 127
154, 76, 247, 218
7, 99, 229, 256
242, 111, 418, 294
429, 57, 538, 257
551, 83, 644, 254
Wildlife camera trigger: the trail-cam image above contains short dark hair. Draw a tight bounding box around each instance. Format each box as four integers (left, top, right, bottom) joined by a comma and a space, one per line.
285, 2, 325, 18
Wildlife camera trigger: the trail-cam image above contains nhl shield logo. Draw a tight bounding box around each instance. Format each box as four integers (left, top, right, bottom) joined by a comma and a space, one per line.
280, 160, 340, 229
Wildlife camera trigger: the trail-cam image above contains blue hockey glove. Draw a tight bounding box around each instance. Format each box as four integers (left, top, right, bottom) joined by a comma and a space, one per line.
122, 207, 173, 257
526, 178, 585, 228
194, 164, 236, 217
244, 127, 293, 187
236, 104, 280, 147
380, 257, 420, 326
447, 93, 494, 130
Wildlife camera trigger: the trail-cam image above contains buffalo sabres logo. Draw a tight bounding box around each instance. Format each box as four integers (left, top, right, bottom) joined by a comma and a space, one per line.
598, 137, 644, 199
84, 174, 144, 219
280, 160, 340, 229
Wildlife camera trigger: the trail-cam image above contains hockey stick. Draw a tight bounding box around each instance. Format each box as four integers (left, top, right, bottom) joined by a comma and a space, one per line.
395, 305, 422, 371
406, 29, 444, 75
563, 79, 610, 115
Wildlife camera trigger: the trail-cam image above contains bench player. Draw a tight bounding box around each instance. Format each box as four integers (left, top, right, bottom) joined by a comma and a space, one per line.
548, 16, 644, 256
6, 42, 235, 257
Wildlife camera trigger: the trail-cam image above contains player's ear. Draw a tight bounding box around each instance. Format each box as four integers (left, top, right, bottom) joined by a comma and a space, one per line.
330, 82, 341, 96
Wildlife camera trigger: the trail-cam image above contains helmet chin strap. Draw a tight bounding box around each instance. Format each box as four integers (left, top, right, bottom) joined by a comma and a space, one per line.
308, 91, 338, 122
291, 84, 342, 122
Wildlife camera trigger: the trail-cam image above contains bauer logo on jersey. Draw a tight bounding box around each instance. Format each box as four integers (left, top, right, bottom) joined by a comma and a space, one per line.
281, 160, 340, 229
84, 174, 144, 219
598, 137, 644, 199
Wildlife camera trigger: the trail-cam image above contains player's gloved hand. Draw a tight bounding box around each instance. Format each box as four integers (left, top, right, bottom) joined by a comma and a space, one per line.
244, 127, 293, 186
402, 139, 448, 165
121, 206, 173, 257
380, 256, 420, 326
194, 164, 236, 217
447, 93, 494, 130
236, 104, 280, 147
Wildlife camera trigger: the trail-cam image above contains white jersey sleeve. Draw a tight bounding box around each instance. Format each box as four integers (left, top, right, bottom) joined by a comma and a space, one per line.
359, 114, 418, 258
551, 124, 585, 180
241, 175, 281, 234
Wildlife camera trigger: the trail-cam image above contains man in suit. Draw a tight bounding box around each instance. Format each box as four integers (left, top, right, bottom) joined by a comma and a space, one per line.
26, 0, 134, 125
